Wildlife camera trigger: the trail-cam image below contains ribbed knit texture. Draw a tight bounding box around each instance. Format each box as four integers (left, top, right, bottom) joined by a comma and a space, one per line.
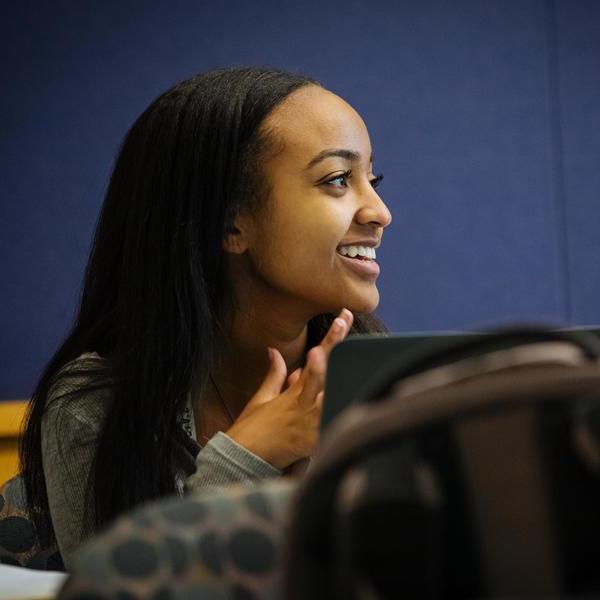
188, 432, 281, 490
41, 354, 281, 568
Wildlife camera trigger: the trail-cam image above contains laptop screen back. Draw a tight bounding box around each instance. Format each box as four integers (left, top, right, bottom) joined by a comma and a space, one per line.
321, 327, 600, 430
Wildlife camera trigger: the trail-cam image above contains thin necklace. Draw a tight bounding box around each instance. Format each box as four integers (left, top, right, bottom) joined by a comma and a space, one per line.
209, 373, 235, 425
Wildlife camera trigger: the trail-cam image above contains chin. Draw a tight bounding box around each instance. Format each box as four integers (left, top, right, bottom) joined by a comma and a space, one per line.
334, 287, 380, 314
350, 299, 379, 314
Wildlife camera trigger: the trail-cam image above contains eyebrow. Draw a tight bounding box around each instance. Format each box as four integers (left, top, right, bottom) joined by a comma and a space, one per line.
304, 148, 373, 170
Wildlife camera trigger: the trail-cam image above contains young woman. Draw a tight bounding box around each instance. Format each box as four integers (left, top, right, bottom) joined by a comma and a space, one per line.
18, 67, 392, 567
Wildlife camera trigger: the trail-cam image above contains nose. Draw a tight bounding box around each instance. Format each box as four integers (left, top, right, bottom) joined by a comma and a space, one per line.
355, 182, 393, 229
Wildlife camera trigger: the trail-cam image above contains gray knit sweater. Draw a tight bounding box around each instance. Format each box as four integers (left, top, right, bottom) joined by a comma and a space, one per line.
40, 353, 281, 568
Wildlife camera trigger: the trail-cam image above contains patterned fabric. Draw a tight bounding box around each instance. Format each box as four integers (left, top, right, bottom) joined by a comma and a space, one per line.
0, 474, 64, 570
58, 478, 295, 599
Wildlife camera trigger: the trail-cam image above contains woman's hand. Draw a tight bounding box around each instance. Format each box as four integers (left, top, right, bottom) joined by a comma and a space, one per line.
225, 309, 354, 470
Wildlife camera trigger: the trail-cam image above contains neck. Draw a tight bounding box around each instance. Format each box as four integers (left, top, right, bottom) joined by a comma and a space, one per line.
209, 304, 310, 417
200, 253, 327, 423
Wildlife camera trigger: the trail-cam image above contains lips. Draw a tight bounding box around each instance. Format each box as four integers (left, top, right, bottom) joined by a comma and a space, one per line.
347, 255, 370, 261
337, 239, 381, 249
337, 252, 380, 278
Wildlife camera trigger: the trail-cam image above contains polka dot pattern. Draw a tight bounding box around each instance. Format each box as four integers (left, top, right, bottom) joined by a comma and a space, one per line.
244, 491, 273, 521
164, 536, 188, 576
197, 531, 222, 575
112, 539, 160, 578
0, 516, 36, 553
228, 529, 276, 574
131, 512, 154, 528
0, 475, 63, 569
58, 480, 294, 599
161, 499, 207, 525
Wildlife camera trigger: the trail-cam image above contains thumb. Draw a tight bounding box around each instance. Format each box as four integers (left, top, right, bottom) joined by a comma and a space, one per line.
285, 367, 302, 390
251, 347, 287, 404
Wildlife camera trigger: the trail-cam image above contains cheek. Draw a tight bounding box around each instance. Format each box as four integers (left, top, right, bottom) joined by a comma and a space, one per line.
248, 207, 380, 310
251, 217, 336, 285
251, 241, 380, 313
263, 208, 343, 264
261, 235, 336, 281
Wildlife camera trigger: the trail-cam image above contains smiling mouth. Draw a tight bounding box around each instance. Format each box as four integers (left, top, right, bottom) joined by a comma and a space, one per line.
336, 246, 377, 261
336, 250, 380, 278
339, 254, 373, 262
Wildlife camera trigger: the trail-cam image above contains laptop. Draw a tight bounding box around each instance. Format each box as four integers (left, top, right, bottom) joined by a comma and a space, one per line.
321, 326, 600, 430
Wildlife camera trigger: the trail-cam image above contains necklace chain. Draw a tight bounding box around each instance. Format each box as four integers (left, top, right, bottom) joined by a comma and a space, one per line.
209, 374, 235, 425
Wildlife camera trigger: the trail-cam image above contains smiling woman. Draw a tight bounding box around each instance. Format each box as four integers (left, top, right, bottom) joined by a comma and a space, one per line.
16, 67, 392, 568
239, 84, 392, 323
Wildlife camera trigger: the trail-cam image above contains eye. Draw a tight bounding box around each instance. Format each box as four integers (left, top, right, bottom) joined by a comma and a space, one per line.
323, 170, 352, 188
321, 170, 384, 190
370, 173, 384, 189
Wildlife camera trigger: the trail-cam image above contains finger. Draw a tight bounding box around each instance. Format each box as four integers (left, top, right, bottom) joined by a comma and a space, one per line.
251, 347, 287, 404
318, 317, 346, 357
341, 307, 354, 330
286, 457, 311, 477
315, 390, 324, 410
296, 308, 354, 390
298, 346, 326, 405
286, 367, 302, 390
319, 309, 354, 357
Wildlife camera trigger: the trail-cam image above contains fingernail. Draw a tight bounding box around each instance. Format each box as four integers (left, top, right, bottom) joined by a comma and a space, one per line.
332, 318, 345, 332
267, 347, 274, 360
310, 346, 324, 367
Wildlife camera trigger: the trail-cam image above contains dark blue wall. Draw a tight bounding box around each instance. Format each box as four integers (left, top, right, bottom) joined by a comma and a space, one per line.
2, 0, 599, 398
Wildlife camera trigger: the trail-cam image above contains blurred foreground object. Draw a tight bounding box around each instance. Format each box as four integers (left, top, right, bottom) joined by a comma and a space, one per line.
287, 327, 600, 598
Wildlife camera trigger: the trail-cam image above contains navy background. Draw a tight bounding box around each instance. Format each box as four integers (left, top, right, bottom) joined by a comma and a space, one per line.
1, 0, 599, 398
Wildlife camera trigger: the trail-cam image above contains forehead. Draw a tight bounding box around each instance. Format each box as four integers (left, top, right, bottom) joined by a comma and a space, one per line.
264, 85, 372, 166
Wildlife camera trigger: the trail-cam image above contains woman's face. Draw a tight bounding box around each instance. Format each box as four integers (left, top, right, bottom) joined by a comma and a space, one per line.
231, 85, 392, 318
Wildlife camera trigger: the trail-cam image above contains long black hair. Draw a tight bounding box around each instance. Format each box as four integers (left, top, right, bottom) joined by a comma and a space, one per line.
20, 67, 388, 543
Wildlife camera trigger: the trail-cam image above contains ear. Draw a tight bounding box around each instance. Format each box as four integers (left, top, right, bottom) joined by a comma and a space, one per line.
222, 216, 251, 255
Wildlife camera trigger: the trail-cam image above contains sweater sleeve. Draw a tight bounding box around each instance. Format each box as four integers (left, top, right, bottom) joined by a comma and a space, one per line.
187, 431, 282, 491
42, 403, 279, 568
40, 355, 281, 567
41, 371, 108, 569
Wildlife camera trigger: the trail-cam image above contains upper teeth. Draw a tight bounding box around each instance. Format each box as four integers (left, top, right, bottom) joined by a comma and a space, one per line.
337, 245, 376, 259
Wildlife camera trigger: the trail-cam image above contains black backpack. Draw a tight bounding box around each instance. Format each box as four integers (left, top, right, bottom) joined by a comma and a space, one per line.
285, 327, 600, 599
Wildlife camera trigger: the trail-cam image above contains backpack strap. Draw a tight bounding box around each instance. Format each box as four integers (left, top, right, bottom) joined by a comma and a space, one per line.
455, 405, 561, 595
